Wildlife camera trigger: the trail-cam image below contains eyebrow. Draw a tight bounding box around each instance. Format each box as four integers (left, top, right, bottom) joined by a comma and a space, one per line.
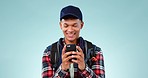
64, 23, 77, 26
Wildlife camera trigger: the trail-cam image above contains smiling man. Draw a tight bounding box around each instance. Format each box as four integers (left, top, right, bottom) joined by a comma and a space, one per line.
42, 5, 105, 78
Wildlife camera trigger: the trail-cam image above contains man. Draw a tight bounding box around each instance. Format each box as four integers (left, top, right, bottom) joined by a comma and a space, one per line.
42, 5, 105, 78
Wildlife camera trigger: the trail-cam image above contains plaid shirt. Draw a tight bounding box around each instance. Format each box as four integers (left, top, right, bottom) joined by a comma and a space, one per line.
42, 37, 105, 78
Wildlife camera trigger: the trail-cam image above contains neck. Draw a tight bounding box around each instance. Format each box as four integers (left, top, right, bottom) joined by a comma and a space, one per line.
64, 38, 77, 44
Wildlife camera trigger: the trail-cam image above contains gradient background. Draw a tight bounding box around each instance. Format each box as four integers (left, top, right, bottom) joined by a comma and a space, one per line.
0, 0, 148, 78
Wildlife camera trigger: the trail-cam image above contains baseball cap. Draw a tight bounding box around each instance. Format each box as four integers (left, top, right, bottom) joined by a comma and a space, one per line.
60, 5, 83, 21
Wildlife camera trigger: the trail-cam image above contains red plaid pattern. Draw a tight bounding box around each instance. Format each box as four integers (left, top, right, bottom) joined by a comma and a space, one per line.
42, 38, 105, 78
42, 50, 105, 78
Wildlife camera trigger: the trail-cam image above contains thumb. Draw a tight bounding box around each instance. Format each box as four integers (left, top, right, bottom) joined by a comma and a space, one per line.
62, 45, 66, 55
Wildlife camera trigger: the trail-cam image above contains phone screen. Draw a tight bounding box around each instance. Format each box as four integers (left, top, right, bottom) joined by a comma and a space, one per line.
66, 44, 76, 52
65, 44, 77, 61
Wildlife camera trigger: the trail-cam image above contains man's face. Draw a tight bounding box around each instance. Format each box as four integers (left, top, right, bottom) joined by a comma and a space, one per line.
60, 19, 83, 43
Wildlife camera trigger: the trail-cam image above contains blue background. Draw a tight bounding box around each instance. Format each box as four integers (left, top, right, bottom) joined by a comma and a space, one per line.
0, 0, 148, 78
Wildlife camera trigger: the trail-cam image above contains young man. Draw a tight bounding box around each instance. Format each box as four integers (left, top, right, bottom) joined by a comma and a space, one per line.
42, 5, 105, 78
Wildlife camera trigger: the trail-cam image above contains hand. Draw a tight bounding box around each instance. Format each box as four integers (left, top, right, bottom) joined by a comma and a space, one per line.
61, 45, 73, 71
71, 46, 85, 71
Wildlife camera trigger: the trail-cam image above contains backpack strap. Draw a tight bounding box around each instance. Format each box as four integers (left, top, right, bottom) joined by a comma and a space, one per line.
85, 40, 95, 67
85, 40, 95, 56
50, 42, 60, 71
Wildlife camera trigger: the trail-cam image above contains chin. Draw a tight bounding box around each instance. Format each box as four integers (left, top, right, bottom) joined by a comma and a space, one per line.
68, 38, 75, 42
67, 37, 76, 42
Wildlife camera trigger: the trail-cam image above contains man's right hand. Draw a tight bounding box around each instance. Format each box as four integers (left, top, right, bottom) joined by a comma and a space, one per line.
61, 45, 73, 71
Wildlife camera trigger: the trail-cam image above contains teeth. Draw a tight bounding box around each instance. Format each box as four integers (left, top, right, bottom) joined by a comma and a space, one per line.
66, 32, 76, 37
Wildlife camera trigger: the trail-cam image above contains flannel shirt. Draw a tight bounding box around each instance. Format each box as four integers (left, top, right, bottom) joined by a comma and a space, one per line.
42, 37, 105, 78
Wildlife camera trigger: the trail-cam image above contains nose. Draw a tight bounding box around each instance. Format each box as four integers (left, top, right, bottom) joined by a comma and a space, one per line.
67, 26, 73, 32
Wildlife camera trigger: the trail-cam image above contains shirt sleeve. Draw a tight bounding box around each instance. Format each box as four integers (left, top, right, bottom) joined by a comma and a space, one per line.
79, 50, 105, 78
42, 50, 68, 78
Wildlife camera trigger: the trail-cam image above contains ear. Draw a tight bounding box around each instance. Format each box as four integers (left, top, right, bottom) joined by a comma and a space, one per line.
80, 21, 84, 29
59, 21, 62, 29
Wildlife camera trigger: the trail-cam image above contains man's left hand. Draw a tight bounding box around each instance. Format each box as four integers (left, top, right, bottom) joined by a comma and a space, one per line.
71, 46, 85, 71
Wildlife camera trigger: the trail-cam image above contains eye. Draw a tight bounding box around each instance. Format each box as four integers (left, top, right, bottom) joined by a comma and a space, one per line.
73, 24, 78, 27
63, 24, 68, 28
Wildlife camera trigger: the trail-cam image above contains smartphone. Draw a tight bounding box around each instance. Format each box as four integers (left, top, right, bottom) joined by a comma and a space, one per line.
66, 44, 76, 52
66, 44, 76, 61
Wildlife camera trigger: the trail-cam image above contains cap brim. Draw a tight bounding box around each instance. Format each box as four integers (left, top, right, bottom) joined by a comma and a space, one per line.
60, 13, 79, 20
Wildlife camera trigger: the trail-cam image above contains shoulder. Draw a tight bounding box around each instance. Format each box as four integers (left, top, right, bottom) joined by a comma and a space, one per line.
43, 38, 63, 54
44, 45, 51, 52
43, 45, 52, 57
93, 44, 102, 52
85, 40, 102, 52
43, 42, 56, 57
88, 42, 104, 58
44, 42, 57, 53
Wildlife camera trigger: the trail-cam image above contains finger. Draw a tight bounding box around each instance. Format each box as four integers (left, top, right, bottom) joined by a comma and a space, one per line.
71, 59, 79, 64
71, 51, 81, 56
76, 46, 83, 53
63, 55, 73, 62
71, 51, 77, 55
75, 51, 83, 56
71, 54, 82, 61
62, 45, 66, 55
62, 51, 72, 58
77, 46, 84, 58
73, 47, 84, 58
